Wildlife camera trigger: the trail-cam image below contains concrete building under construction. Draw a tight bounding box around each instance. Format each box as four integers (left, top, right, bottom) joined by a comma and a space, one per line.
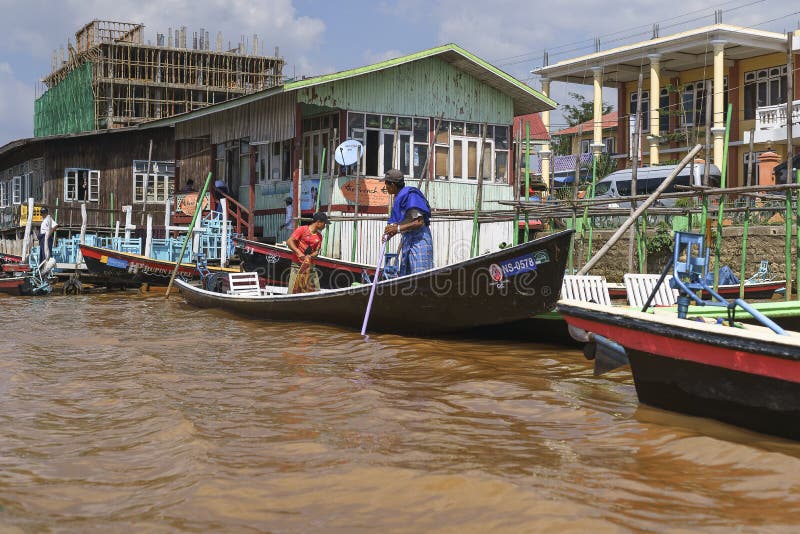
34, 20, 285, 137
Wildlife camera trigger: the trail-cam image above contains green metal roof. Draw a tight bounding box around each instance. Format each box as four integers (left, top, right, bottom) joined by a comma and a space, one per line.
140, 43, 555, 129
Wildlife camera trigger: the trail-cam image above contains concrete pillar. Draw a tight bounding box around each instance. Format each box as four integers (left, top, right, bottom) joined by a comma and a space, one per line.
711, 40, 727, 169
758, 151, 780, 186
591, 67, 604, 153
540, 77, 552, 193
647, 53, 661, 165
592, 67, 603, 152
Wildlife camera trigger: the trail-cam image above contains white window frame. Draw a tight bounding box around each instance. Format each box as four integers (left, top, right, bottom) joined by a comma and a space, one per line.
743, 151, 764, 186
580, 139, 591, 154
132, 160, 175, 203
603, 137, 615, 154
0, 181, 6, 208
11, 175, 22, 205
64, 168, 100, 202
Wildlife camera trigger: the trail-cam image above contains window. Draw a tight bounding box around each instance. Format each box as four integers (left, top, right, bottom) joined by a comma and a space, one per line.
744, 67, 787, 120
580, 139, 591, 153
64, 168, 99, 202
659, 88, 670, 132
347, 112, 429, 178
133, 160, 175, 203
630, 90, 650, 133
11, 175, 25, 205
0, 181, 6, 208
603, 137, 615, 154
255, 141, 291, 183
681, 78, 728, 127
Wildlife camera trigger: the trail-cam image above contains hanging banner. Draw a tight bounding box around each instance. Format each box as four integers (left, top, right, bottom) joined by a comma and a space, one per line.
340, 178, 390, 208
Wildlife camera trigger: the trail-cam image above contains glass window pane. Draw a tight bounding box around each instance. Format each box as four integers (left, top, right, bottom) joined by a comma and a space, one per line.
481, 144, 491, 180
348, 113, 364, 131
413, 118, 429, 142
366, 114, 381, 128
382, 116, 396, 130
467, 141, 477, 180
400, 134, 411, 175
453, 140, 463, 179
311, 117, 321, 131
383, 133, 395, 173
436, 121, 450, 144
452, 122, 464, 135
435, 146, 449, 179
413, 144, 428, 179
495, 151, 508, 184
494, 126, 509, 149
398, 117, 412, 131
466, 123, 480, 137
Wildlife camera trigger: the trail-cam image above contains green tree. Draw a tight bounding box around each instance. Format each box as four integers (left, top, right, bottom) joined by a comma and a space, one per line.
562, 92, 613, 126
552, 93, 614, 157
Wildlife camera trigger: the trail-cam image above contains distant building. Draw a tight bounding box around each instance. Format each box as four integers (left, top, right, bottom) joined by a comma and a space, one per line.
35, 20, 284, 137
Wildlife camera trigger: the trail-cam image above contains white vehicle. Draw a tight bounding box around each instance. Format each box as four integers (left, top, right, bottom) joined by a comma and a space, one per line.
592, 163, 721, 209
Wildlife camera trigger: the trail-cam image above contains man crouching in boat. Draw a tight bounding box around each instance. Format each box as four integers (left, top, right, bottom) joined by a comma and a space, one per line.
381, 169, 433, 275
286, 212, 329, 294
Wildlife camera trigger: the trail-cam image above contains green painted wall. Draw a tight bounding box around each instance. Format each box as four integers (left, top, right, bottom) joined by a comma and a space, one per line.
34, 62, 95, 137
295, 57, 514, 124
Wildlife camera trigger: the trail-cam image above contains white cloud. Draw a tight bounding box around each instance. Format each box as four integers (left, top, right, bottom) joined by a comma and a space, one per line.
0, 63, 34, 143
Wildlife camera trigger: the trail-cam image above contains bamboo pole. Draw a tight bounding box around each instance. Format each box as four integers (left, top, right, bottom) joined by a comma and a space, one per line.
165, 171, 213, 298
315, 147, 326, 213
739, 204, 750, 299
351, 150, 360, 262
578, 145, 702, 275
713, 103, 733, 290
470, 123, 489, 257
512, 128, 521, 246
524, 122, 531, 243
423, 116, 442, 197
628, 72, 643, 273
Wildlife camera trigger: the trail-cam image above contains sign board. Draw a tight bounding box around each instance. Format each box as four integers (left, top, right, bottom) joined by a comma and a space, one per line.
340, 178, 390, 208
176, 192, 210, 216
295, 179, 320, 211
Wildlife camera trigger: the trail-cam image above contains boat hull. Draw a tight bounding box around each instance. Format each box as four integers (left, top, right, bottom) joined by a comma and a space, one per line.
607, 280, 783, 301
79, 244, 238, 287
236, 238, 373, 288
558, 300, 800, 440
0, 277, 30, 296
179, 230, 574, 336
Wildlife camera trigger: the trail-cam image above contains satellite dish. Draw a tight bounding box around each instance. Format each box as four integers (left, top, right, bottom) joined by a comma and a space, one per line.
334, 139, 363, 166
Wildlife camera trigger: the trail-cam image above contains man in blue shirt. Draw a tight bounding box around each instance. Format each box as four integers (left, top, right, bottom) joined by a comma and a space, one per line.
382, 169, 433, 275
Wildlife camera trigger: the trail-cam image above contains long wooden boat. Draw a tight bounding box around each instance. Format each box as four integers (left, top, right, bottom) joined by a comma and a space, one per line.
235, 237, 375, 288
79, 244, 239, 287
558, 299, 800, 440
0, 252, 22, 264
177, 230, 574, 336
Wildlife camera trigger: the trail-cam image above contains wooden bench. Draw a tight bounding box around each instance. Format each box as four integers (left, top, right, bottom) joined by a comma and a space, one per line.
624, 273, 678, 308
226, 272, 262, 297
561, 275, 611, 306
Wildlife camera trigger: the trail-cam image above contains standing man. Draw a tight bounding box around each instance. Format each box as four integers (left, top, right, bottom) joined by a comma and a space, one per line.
286, 212, 329, 294
38, 207, 58, 261
382, 169, 433, 275
279, 197, 294, 236
213, 178, 230, 213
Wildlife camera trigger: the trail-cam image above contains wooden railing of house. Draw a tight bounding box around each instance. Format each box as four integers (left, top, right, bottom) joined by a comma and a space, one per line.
217, 190, 253, 239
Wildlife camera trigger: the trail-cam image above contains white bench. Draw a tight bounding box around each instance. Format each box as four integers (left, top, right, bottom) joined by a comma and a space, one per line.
561, 275, 611, 306
624, 273, 679, 308
227, 272, 262, 297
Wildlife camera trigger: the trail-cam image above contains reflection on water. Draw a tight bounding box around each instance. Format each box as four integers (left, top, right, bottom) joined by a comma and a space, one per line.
1, 293, 800, 531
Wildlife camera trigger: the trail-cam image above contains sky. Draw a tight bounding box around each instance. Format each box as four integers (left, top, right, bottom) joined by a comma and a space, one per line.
1, 0, 800, 146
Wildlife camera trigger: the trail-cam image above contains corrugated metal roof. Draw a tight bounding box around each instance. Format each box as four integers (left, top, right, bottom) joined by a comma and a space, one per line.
141, 43, 556, 130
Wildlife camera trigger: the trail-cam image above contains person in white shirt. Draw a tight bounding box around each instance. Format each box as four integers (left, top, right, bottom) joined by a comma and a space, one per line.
279, 197, 294, 234
38, 207, 58, 261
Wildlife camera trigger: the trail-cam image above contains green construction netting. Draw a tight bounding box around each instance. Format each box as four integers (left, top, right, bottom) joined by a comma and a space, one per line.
34, 62, 95, 137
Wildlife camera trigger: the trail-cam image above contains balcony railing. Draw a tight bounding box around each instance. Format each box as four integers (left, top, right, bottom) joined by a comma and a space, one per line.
752, 99, 800, 144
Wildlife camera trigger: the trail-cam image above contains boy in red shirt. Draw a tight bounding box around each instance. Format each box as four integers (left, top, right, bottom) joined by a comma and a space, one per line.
286, 212, 329, 294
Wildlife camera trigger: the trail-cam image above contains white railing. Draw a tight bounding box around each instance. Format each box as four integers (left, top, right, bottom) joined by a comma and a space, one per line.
752, 99, 800, 144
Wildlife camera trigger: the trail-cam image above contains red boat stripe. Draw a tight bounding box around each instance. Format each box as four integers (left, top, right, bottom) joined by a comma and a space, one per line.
565, 315, 800, 383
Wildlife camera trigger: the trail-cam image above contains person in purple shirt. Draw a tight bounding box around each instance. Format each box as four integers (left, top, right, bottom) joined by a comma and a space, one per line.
381, 169, 433, 275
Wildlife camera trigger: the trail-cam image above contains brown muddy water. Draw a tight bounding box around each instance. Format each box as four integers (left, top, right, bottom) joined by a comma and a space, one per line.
2, 293, 800, 532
